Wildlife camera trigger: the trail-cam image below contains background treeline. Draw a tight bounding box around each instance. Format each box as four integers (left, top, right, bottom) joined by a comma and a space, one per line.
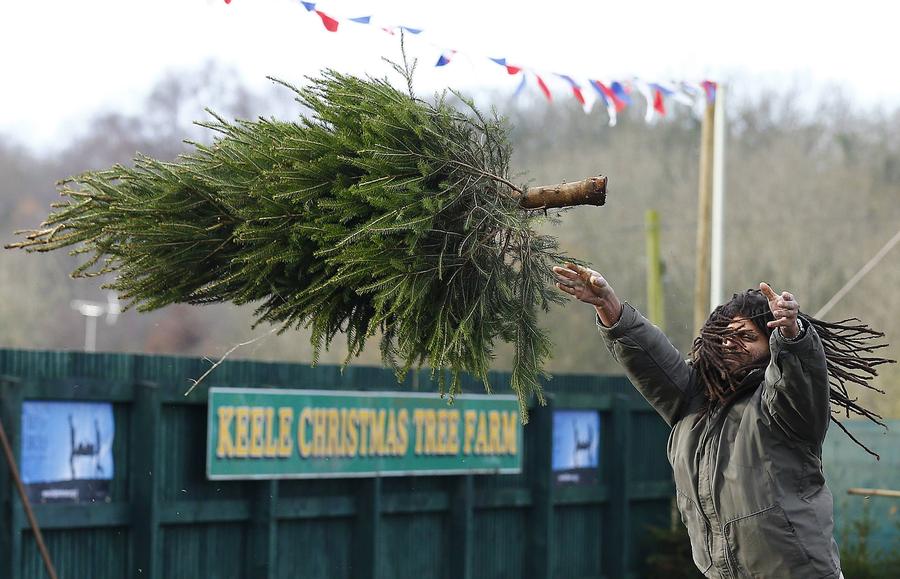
1, 62, 898, 416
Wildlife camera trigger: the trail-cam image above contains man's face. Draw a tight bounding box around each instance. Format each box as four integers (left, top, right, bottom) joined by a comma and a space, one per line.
722, 317, 769, 370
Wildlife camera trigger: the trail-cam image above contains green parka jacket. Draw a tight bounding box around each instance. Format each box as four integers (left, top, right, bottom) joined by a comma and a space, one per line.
598, 303, 841, 579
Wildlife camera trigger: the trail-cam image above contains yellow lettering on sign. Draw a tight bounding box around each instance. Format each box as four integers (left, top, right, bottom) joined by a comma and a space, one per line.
436, 410, 449, 455
217, 399, 516, 466
501, 411, 518, 455
234, 406, 250, 457
327, 408, 340, 457
339, 408, 349, 457
264, 407, 278, 458
413, 409, 426, 455
249, 407, 265, 458
370, 409, 386, 456
278, 407, 293, 457
313, 408, 327, 457
298, 407, 313, 458
346, 408, 359, 457
475, 411, 489, 455
446, 410, 460, 454
424, 409, 437, 455
488, 410, 501, 455
384, 410, 396, 455
397, 409, 409, 456
358, 410, 370, 457
388, 409, 400, 456
216, 406, 234, 458
463, 410, 477, 455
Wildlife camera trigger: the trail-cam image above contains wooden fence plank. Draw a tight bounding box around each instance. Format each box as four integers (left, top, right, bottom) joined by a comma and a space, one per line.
131, 381, 161, 579
528, 399, 554, 579
604, 394, 633, 578
355, 477, 382, 579
449, 475, 474, 579
1, 376, 23, 579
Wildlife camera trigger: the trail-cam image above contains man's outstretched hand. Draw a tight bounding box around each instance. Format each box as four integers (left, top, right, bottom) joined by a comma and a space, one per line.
552, 263, 623, 327
760, 282, 801, 339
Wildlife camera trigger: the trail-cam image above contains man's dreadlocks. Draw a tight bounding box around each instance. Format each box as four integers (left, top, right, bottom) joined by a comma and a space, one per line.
690, 289, 895, 458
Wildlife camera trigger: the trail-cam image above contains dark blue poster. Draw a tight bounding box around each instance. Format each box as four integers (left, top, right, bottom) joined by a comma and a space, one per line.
552, 410, 600, 486
20, 401, 115, 503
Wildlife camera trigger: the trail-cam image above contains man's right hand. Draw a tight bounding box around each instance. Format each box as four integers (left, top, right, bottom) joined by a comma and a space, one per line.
552, 263, 623, 327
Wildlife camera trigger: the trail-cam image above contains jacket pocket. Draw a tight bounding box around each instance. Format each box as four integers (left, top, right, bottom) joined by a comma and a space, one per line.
676, 490, 713, 573
724, 504, 819, 578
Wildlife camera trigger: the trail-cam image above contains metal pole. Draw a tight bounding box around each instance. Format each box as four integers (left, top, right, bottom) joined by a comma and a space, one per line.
693, 99, 716, 335
0, 416, 58, 579
85, 316, 97, 353
710, 84, 726, 307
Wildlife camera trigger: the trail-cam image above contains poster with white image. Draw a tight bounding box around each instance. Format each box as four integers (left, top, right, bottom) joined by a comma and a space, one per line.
551, 410, 600, 486
20, 401, 115, 503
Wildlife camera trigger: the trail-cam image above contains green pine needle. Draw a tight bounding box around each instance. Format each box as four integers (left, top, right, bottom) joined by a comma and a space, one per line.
8, 66, 570, 420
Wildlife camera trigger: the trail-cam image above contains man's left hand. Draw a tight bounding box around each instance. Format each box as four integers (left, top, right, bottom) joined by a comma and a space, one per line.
760, 282, 801, 339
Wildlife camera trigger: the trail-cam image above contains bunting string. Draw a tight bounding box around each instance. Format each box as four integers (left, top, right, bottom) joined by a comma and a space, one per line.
229, 1, 717, 126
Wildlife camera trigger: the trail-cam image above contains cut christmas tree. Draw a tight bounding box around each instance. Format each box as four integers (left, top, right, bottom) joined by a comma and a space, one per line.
7, 61, 607, 419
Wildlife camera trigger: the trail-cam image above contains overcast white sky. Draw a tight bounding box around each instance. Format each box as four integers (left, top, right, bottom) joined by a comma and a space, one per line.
3, 0, 900, 151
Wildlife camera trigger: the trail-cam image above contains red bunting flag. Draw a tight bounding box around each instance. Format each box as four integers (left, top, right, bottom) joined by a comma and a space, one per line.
556, 74, 587, 108
490, 58, 522, 75
653, 90, 666, 116
591, 80, 627, 112
534, 73, 552, 102
589, 80, 618, 126
316, 10, 339, 32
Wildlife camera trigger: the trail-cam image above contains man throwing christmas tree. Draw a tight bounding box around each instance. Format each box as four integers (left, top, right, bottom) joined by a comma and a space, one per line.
551, 262, 891, 578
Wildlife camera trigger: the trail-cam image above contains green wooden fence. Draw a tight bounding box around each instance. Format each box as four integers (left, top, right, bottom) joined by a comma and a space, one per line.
0, 348, 674, 579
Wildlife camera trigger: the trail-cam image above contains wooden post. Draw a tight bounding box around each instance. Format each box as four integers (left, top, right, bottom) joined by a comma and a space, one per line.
645, 210, 665, 331
645, 212, 680, 531
693, 100, 716, 335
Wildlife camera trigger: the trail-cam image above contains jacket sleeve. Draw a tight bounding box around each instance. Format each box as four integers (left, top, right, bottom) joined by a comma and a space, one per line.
762, 324, 831, 445
597, 302, 693, 427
